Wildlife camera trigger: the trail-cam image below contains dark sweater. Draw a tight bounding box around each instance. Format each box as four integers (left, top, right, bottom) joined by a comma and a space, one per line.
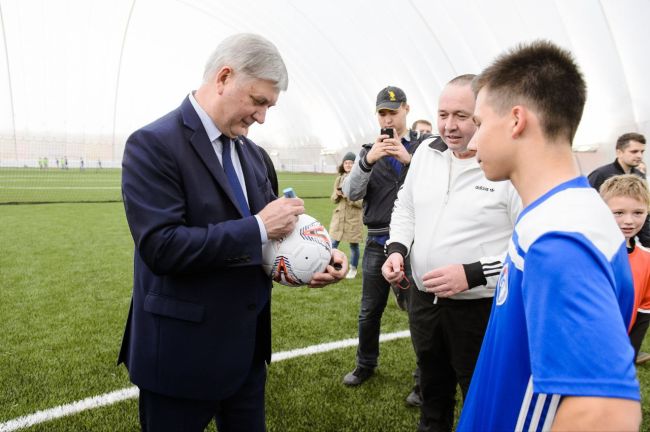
587, 159, 645, 191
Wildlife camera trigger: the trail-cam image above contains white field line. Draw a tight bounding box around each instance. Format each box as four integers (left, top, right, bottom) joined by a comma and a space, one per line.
0, 177, 325, 182
0, 178, 118, 182
0, 330, 410, 432
0, 186, 120, 190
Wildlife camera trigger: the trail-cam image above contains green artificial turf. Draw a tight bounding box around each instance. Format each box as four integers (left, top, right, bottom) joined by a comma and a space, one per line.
1, 170, 649, 431
0, 168, 335, 204
0, 168, 123, 203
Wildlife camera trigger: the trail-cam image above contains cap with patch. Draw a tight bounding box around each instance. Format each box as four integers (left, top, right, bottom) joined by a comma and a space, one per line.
376, 86, 407, 111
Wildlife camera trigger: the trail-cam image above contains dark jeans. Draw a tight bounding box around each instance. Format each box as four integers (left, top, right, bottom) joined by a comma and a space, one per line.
331, 240, 360, 268
630, 311, 650, 358
409, 288, 492, 432
355, 240, 413, 369
138, 359, 266, 432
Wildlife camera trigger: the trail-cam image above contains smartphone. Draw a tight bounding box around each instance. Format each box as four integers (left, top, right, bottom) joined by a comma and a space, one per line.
380, 127, 394, 139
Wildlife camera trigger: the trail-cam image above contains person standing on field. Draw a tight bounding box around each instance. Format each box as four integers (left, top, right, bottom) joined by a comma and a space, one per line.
341, 86, 431, 408
382, 75, 520, 431
459, 40, 640, 431
329, 151, 363, 279
118, 33, 347, 432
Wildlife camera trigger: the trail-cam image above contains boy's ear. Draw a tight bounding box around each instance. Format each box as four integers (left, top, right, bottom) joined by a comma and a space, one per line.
511, 106, 527, 139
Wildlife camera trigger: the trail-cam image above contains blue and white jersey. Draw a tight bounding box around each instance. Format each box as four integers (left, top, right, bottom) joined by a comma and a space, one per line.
458, 176, 639, 431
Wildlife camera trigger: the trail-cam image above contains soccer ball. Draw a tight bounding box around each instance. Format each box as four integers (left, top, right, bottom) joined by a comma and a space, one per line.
262, 214, 332, 287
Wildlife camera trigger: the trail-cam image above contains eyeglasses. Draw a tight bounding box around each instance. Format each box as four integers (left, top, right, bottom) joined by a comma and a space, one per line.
394, 264, 410, 290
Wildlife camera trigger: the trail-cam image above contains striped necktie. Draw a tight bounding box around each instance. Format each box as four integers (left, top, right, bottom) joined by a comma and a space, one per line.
219, 134, 251, 217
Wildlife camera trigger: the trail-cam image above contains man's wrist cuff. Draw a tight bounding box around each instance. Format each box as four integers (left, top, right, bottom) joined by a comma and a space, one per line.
463, 261, 487, 289
360, 154, 373, 172
385, 242, 408, 258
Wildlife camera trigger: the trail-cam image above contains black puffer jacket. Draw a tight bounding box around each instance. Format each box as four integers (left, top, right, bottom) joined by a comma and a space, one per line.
342, 130, 435, 236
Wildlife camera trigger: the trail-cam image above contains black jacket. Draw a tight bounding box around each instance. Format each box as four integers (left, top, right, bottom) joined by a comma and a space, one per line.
587, 158, 645, 192
344, 130, 433, 236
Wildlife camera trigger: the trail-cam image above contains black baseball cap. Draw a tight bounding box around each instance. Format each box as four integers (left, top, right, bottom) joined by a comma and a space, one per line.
376, 86, 407, 111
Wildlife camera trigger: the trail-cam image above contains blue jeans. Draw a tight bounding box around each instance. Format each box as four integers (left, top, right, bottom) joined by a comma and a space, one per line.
331, 240, 360, 267
356, 239, 412, 369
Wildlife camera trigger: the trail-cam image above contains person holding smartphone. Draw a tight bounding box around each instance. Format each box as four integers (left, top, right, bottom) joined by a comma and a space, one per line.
340, 86, 431, 407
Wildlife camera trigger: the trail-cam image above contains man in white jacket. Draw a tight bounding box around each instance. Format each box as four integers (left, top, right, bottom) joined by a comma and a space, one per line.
382, 74, 521, 432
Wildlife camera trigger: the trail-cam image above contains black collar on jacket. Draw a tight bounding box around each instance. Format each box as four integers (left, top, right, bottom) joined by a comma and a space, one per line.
612, 158, 643, 177
428, 136, 448, 152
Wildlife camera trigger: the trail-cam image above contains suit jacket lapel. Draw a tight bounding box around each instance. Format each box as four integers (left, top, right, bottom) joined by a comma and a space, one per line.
180, 97, 246, 218
235, 137, 263, 214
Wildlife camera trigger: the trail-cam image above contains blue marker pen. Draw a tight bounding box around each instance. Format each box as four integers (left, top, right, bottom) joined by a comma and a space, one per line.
283, 187, 297, 198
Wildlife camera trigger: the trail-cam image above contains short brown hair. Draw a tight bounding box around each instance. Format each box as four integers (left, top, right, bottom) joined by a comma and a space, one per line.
600, 174, 650, 210
411, 119, 432, 130
616, 132, 646, 151
473, 40, 586, 143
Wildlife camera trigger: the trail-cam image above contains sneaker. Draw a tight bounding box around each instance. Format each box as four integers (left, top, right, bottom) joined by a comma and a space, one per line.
636, 351, 650, 365
405, 389, 422, 407
343, 366, 374, 386
346, 266, 357, 279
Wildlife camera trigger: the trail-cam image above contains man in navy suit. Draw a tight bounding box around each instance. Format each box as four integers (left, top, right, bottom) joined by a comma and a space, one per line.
118, 33, 347, 431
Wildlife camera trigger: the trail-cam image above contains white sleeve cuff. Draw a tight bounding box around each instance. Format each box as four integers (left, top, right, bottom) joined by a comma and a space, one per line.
254, 215, 268, 244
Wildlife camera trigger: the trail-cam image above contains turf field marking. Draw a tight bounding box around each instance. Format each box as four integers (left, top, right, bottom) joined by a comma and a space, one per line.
0, 186, 121, 190
0, 330, 410, 431
0, 178, 118, 182
0, 387, 139, 432
272, 329, 410, 361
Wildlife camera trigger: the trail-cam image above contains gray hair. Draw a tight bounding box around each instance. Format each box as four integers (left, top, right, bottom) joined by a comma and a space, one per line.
203, 33, 288, 91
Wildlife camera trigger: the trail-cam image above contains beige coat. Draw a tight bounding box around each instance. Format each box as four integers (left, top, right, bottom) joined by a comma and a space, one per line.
329, 174, 364, 243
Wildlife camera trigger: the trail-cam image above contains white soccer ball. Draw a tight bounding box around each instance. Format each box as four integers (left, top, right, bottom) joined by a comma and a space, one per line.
262, 214, 332, 287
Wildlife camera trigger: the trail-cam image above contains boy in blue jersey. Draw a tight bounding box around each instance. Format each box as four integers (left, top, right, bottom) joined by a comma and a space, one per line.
459, 40, 641, 431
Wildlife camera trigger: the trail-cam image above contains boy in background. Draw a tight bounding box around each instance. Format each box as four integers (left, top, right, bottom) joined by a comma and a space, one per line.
600, 174, 650, 363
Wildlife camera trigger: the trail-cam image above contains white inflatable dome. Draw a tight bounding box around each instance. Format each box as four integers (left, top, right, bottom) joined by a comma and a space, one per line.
0, 0, 648, 173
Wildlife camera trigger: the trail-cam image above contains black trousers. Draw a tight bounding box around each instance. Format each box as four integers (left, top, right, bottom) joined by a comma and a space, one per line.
138, 359, 267, 432
356, 240, 414, 369
629, 311, 650, 358
408, 288, 492, 432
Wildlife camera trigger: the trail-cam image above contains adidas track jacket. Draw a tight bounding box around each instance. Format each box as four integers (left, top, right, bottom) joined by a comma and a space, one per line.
387, 138, 521, 300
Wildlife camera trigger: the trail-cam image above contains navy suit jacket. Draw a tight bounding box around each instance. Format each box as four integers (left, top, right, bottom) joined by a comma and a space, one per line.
118, 96, 276, 401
